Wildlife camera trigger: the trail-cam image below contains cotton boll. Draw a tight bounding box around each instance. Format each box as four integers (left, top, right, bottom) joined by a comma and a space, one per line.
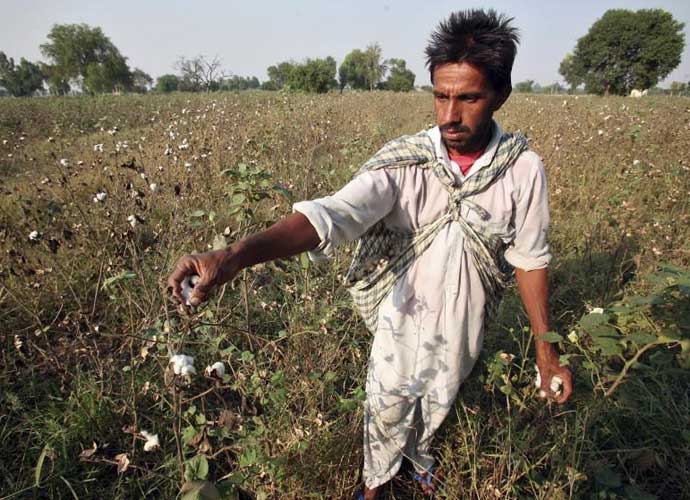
170, 354, 194, 375
181, 275, 200, 306
140, 430, 160, 451
180, 364, 196, 376
28, 230, 40, 241
551, 375, 563, 396
206, 361, 225, 378
149, 183, 159, 193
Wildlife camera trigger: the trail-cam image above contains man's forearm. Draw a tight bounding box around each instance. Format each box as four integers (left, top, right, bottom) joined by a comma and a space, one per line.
515, 267, 557, 361
227, 212, 321, 270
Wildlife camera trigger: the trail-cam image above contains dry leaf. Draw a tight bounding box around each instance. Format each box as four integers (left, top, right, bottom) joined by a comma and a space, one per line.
79, 441, 98, 459
114, 453, 130, 474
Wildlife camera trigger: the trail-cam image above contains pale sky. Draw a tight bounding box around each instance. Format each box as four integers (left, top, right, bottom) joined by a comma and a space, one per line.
2, 0, 689, 87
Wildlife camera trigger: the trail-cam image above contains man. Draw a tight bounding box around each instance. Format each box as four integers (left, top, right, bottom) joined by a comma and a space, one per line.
168, 9, 572, 497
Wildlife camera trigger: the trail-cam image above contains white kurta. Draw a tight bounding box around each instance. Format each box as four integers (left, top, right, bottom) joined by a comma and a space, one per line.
293, 122, 551, 488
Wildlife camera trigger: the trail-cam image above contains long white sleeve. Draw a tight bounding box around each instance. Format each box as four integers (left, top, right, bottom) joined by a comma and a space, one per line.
503, 154, 552, 271
292, 169, 397, 261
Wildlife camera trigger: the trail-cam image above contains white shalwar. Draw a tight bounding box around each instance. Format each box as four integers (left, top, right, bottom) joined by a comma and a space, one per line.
293, 122, 551, 488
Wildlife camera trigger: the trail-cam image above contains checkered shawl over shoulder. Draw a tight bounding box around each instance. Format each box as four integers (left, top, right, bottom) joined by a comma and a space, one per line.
343, 126, 529, 333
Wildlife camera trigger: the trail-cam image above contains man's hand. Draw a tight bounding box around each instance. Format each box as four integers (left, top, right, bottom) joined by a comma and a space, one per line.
536, 345, 573, 404
514, 267, 573, 404
167, 248, 239, 307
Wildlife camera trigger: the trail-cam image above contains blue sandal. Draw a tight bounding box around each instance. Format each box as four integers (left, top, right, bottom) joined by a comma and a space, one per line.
411, 464, 437, 495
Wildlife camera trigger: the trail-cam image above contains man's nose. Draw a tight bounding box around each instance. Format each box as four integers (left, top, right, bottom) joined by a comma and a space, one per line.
441, 99, 462, 125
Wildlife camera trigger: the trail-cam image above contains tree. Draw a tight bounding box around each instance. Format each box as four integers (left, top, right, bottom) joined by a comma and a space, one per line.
339, 49, 367, 90
0, 52, 45, 96
383, 58, 415, 92
221, 75, 261, 91
286, 57, 337, 93
266, 61, 296, 90
559, 9, 685, 95
83, 52, 132, 94
155, 74, 179, 93
40, 23, 134, 94
131, 68, 153, 93
363, 43, 387, 91
669, 81, 689, 96
339, 44, 387, 91
541, 82, 564, 94
513, 79, 535, 93
175, 55, 226, 92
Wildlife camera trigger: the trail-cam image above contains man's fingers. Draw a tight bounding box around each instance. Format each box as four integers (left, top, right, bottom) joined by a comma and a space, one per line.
167, 257, 197, 304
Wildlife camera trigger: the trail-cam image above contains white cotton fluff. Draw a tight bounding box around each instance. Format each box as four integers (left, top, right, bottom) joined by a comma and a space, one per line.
94, 191, 107, 203
205, 361, 225, 378
181, 275, 200, 306
149, 183, 159, 193
170, 354, 195, 375
535, 364, 563, 398
180, 365, 196, 376
140, 430, 160, 451
28, 230, 40, 241
127, 215, 138, 227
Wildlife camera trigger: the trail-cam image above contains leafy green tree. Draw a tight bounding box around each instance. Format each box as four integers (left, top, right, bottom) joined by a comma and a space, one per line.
513, 79, 535, 93
131, 68, 153, 93
221, 75, 261, 91
560, 9, 685, 95
382, 58, 415, 92
286, 57, 336, 93
40, 23, 134, 94
339, 49, 367, 90
266, 61, 296, 90
155, 74, 179, 93
339, 44, 387, 91
0, 52, 45, 96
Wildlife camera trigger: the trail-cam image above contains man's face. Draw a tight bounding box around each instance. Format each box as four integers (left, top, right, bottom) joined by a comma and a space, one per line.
432, 62, 509, 154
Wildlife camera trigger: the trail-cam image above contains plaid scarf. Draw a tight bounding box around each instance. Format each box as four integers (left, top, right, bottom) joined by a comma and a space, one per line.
344, 125, 528, 333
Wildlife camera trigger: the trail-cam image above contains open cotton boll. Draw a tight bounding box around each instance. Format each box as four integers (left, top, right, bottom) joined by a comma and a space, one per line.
170, 354, 194, 375
205, 361, 225, 378
180, 364, 196, 376
181, 275, 201, 306
140, 430, 160, 451
535, 364, 563, 398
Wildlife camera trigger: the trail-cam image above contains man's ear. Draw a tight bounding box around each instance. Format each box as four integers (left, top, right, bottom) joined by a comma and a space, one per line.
493, 85, 512, 111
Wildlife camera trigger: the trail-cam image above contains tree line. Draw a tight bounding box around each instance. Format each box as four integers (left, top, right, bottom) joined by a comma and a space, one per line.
0, 25, 416, 97
1, 8, 687, 98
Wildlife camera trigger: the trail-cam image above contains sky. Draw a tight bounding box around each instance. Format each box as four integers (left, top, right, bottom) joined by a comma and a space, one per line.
1, 0, 689, 88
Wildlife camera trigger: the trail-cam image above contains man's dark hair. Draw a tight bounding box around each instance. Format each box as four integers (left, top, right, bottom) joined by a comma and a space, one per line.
425, 9, 520, 90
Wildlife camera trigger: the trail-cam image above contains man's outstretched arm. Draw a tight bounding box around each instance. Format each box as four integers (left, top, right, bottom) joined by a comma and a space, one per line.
515, 267, 573, 403
167, 212, 320, 306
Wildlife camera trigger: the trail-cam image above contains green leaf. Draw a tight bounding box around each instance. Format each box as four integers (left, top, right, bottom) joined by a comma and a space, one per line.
231, 193, 246, 205
579, 312, 610, 330
190, 210, 206, 218
537, 331, 563, 343
182, 426, 198, 447
34, 443, 49, 487
184, 455, 209, 481
272, 184, 293, 201
626, 333, 658, 346
180, 480, 221, 500
102, 270, 136, 289
300, 252, 310, 271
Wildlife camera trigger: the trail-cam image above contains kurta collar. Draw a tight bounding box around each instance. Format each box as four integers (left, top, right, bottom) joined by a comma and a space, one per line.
428, 120, 503, 180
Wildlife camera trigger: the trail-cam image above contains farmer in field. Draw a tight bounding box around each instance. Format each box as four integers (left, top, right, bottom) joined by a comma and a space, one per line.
168, 9, 572, 497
